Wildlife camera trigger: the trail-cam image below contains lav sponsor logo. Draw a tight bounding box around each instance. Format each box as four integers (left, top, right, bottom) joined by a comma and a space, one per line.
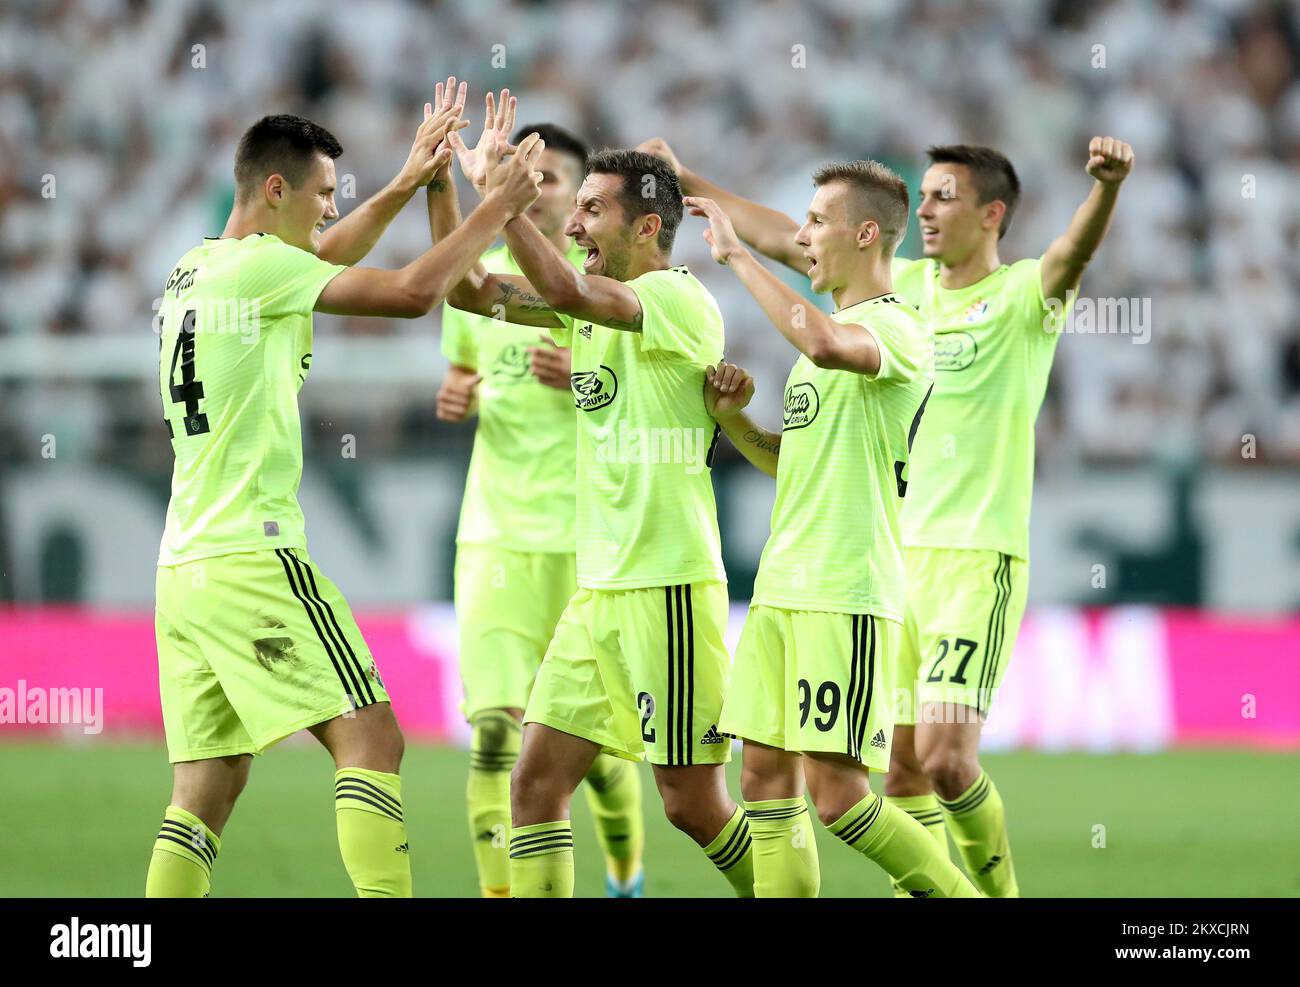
571, 365, 618, 411
490, 343, 531, 381
782, 382, 819, 430
934, 331, 977, 371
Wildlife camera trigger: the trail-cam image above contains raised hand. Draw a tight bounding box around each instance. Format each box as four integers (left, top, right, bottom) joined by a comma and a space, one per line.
484, 130, 544, 216
684, 196, 746, 265
528, 336, 572, 390
636, 137, 682, 176
397, 75, 468, 192
704, 361, 755, 421
1085, 136, 1134, 186
449, 88, 518, 195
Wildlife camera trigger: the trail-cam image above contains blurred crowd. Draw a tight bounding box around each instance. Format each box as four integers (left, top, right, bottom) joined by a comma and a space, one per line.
2, 0, 1299, 468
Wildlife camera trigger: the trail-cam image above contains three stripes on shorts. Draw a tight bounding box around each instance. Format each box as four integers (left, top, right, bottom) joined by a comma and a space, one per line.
274, 547, 376, 709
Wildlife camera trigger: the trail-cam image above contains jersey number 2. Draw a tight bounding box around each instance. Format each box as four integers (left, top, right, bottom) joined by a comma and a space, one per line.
164, 309, 209, 436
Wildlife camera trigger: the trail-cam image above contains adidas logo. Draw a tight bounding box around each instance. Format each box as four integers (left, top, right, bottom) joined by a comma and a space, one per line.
870, 729, 887, 750
701, 724, 727, 745
908, 888, 935, 898
394, 842, 409, 854
978, 854, 1002, 875
579, 324, 592, 338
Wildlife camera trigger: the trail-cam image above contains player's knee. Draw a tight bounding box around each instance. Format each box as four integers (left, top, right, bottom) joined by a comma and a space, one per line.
658, 789, 721, 845
509, 758, 564, 820
922, 747, 978, 798
471, 710, 519, 758
882, 753, 931, 797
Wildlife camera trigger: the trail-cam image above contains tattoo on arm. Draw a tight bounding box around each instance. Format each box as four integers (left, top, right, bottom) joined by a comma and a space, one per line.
428, 178, 448, 193
602, 315, 642, 332
743, 428, 781, 456
494, 279, 554, 313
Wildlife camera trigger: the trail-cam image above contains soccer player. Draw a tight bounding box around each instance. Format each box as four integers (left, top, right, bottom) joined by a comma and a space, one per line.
430, 119, 753, 899
685, 166, 977, 898
434, 99, 645, 899
146, 80, 544, 898
641, 135, 1134, 896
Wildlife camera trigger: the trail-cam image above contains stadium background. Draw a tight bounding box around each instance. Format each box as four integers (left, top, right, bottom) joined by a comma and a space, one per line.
0, 0, 1297, 896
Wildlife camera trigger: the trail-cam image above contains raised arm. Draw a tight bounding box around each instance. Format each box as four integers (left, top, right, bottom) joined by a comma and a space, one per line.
503, 214, 644, 331
426, 90, 564, 328
1040, 136, 1134, 304
639, 138, 809, 276
686, 197, 881, 373
318, 78, 469, 266
705, 362, 779, 478
315, 133, 544, 318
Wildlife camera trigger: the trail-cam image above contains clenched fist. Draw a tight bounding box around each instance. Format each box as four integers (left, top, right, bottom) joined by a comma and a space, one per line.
704, 361, 755, 421
1085, 136, 1134, 185
436, 365, 481, 422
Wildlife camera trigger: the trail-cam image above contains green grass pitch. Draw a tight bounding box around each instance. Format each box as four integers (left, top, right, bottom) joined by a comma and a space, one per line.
1, 743, 1296, 897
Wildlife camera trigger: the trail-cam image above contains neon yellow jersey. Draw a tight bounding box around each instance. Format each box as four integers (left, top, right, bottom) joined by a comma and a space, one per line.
892, 257, 1061, 560
157, 234, 344, 565
551, 266, 727, 590
441, 242, 585, 553
752, 295, 934, 620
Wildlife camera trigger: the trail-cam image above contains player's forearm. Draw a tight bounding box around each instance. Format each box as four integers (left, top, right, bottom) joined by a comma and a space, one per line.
682, 167, 807, 274
399, 194, 514, 313
318, 180, 416, 266
503, 215, 585, 310
715, 410, 780, 478
426, 174, 494, 311
728, 251, 874, 371
1043, 180, 1122, 301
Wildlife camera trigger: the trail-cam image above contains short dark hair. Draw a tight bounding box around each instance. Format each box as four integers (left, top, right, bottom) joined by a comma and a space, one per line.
584, 149, 682, 253
925, 144, 1020, 238
235, 114, 343, 201
512, 122, 588, 175
811, 160, 910, 254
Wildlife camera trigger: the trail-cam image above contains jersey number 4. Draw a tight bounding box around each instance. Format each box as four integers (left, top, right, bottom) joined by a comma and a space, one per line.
163, 308, 209, 437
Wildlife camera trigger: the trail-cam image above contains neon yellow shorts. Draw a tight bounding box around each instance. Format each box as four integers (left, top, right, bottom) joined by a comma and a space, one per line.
525, 581, 732, 766
453, 544, 577, 717
896, 547, 1028, 724
720, 606, 898, 771
155, 548, 388, 763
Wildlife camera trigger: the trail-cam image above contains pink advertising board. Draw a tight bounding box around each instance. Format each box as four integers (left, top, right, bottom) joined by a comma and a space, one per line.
0, 606, 1296, 750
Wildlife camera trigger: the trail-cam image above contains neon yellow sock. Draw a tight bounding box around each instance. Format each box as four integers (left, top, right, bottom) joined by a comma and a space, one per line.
145, 805, 220, 898
939, 771, 1019, 897
884, 794, 949, 898
703, 805, 754, 898
334, 768, 412, 897
509, 821, 574, 897
466, 711, 520, 896
743, 798, 820, 897
582, 754, 644, 884
828, 790, 979, 898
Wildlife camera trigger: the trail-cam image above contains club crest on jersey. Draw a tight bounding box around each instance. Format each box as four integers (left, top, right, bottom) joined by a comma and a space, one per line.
934, 330, 977, 372
490, 343, 531, 381
963, 300, 989, 323
782, 382, 819, 430
571, 366, 618, 411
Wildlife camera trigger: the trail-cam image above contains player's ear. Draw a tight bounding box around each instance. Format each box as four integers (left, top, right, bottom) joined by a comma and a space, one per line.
857, 220, 879, 251
264, 174, 286, 208
983, 199, 1006, 233
639, 213, 662, 244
